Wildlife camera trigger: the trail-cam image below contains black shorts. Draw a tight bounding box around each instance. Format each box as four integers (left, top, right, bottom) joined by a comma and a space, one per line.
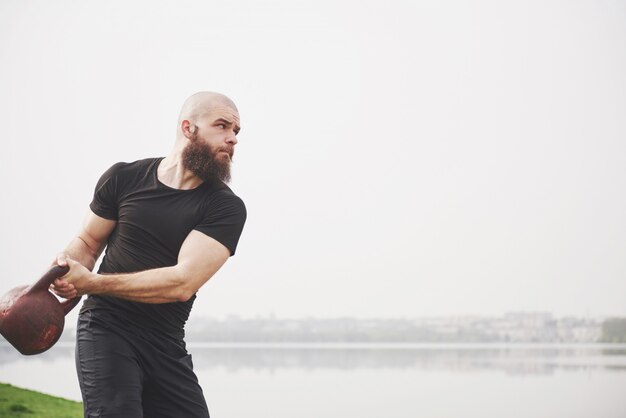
75, 310, 209, 418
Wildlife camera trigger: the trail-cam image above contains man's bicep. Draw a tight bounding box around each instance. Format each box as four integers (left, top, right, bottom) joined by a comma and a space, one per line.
177, 230, 230, 287
78, 210, 117, 256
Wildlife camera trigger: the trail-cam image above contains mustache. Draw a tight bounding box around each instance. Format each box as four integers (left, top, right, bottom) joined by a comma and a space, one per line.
216, 146, 235, 158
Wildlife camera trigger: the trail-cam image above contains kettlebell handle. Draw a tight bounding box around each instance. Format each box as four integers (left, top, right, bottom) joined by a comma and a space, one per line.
30, 264, 82, 315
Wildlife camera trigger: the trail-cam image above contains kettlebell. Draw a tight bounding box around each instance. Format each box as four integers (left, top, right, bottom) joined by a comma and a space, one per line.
0, 265, 81, 355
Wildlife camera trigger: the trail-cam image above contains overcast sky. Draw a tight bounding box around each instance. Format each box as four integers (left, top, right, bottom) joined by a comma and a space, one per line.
0, 0, 625, 322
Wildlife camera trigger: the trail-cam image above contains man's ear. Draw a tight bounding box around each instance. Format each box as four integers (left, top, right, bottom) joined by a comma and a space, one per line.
181, 120, 197, 139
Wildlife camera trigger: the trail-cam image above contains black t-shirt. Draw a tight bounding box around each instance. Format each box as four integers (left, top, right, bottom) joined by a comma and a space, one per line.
80, 157, 246, 339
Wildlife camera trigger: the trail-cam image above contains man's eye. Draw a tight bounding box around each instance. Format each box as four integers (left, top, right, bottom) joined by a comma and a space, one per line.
218, 124, 225, 129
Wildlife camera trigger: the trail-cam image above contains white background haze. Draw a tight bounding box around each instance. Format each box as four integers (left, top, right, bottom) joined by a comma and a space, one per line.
0, 0, 625, 324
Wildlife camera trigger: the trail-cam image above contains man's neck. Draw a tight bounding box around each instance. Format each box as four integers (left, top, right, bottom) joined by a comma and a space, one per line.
157, 154, 203, 190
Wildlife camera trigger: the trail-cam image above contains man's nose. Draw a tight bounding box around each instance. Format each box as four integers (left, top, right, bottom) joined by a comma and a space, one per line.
226, 131, 238, 145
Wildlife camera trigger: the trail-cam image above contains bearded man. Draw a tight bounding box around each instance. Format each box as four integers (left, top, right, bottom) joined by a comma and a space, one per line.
50, 91, 246, 418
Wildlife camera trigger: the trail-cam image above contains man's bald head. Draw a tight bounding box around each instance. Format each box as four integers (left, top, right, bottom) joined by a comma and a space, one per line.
174, 91, 240, 184
178, 91, 238, 125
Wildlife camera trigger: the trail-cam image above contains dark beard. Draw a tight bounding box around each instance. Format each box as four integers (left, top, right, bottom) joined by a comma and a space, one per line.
182, 140, 232, 183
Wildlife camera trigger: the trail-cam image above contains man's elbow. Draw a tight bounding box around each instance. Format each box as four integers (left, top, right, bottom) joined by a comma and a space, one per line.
172, 264, 217, 302
176, 288, 196, 303
173, 278, 204, 302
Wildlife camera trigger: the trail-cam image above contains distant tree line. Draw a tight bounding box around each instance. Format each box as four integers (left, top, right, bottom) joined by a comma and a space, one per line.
59, 315, 626, 343
599, 318, 626, 343
180, 315, 608, 343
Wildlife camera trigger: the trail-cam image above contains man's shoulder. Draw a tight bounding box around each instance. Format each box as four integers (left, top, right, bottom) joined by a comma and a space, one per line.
106, 157, 161, 175
202, 182, 246, 216
208, 182, 244, 204
98, 157, 161, 182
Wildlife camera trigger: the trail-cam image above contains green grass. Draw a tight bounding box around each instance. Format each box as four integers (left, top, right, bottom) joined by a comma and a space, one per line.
0, 383, 82, 418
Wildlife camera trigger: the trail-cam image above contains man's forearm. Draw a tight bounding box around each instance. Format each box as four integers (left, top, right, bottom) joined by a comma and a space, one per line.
81, 265, 196, 304
59, 236, 100, 271
55, 229, 229, 304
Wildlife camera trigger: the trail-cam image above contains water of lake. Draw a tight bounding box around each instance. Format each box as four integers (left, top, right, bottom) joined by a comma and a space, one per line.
1, 342, 625, 418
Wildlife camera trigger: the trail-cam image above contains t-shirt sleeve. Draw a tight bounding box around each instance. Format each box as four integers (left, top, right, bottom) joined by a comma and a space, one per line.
89, 163, 125, 220
195, 192, 247, 256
